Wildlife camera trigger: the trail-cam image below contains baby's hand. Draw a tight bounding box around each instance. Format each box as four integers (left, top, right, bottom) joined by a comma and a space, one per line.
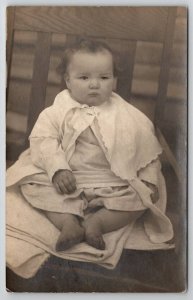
142, 180, 159, 204
52, 169, 76, 194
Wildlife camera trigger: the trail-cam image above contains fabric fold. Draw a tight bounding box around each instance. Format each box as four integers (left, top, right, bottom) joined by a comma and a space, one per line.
6, 185, 174, 279
6, 90, 174, 278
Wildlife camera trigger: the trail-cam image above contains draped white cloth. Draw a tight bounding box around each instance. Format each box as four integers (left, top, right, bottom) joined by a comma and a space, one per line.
6, 90, 174, 278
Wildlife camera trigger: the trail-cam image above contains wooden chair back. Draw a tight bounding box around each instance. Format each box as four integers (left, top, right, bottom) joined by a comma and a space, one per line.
7, 6, 182, 179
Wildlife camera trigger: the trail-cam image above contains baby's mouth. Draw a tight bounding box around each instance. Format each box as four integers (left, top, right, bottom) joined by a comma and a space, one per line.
88, 93, 100, 96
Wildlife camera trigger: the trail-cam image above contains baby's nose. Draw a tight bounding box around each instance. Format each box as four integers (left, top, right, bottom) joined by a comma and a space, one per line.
89, 78, 100, 88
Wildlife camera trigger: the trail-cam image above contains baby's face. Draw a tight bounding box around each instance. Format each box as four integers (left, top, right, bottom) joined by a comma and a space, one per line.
65, 50, 115, 106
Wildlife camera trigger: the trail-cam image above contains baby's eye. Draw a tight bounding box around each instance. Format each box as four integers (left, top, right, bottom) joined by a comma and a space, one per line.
101, 76, 110, 80
79, 76, 88, 80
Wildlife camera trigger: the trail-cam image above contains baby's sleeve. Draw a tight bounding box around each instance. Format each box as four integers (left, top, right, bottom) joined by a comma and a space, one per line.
29, 106, 71, 182
30, 137, 71, 182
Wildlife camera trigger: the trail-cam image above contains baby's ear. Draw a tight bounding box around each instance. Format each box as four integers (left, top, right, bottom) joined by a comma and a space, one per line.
64, 73, 70, 89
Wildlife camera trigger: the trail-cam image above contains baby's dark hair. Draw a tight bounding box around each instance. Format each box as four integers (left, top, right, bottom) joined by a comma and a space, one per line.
57, 38, 118, 77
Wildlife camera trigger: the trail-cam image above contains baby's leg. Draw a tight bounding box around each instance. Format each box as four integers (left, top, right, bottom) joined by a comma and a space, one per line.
45, 211, 85, 251
83, 208, 144, 250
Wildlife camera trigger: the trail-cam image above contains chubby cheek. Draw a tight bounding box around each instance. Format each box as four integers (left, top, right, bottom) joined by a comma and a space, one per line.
74, 81, 88, 92
102, 82, 114, 95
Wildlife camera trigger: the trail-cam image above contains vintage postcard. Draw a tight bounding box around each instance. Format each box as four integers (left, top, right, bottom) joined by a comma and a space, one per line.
6, 6, 187, 292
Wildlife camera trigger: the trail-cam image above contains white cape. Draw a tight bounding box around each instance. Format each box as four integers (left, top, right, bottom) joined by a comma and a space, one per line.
6, 90, 174, 278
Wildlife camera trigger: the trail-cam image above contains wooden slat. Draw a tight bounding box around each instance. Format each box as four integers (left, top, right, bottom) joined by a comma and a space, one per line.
13, 29, 37, 46
46, 33, 69, 95
131, 79, 158, 97
177, 6, 187, 18
14, 6, 169, 42
132, 80, 186, 101
156, 128, 182, 182
115, 41, 137, 100
7, 80, 31, 115
133, 64, 160, 81
26, 32, 52, 140
154, 7, 177, 126
6, 7, 15, 75
58, 34, 78, 92
6, 7, 15, 105
169, 67, 186, 83
174, 20, 187, 43
167, 82, 186, 101
7, 111, 27, 133
130, 97, 155, 121
171, 44, 187, 67
135, 42, 163, 65
10, 52, 34, 80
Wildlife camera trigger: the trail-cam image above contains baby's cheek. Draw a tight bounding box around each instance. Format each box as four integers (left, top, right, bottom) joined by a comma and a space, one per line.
106, 82, 114, 92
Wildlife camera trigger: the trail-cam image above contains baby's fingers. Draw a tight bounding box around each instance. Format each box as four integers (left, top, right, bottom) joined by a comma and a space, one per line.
68, 175, 77, 191
65, 176, 76, 193
53, 182, 62, 194
54, 181, 68, 194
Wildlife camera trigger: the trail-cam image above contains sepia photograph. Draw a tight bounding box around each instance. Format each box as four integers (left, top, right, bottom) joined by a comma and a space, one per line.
6, 6, 187, 292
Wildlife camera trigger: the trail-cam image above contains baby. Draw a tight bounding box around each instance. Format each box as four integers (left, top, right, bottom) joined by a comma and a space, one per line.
18, 39, 173, 251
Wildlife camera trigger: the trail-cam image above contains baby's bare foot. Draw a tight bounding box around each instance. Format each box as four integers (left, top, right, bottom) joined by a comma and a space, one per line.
85, 232, 105, 250
83, 216, 106, 250
55, 215, 85, 251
